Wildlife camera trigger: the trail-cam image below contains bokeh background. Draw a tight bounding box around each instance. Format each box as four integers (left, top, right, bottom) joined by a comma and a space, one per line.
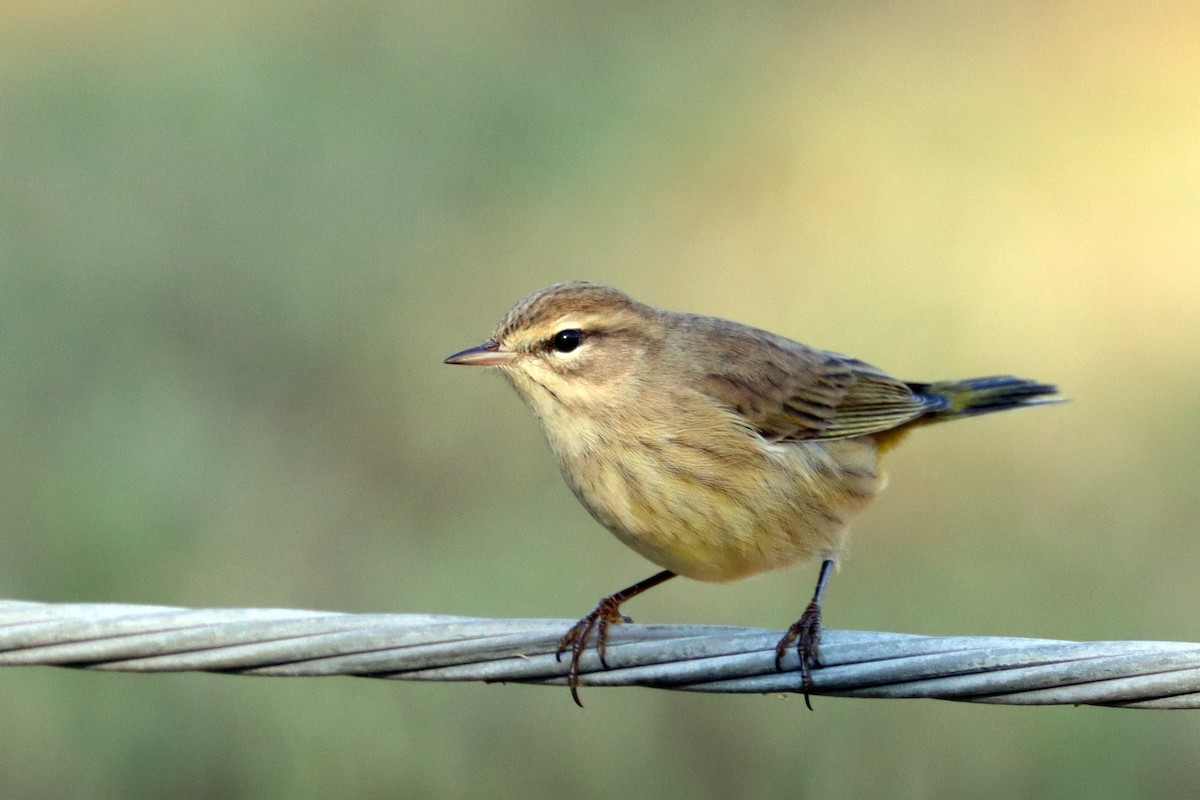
3, 2, 1199, 798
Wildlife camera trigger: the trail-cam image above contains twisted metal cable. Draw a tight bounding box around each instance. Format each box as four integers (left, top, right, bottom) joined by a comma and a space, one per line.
1, 599, 1198, 708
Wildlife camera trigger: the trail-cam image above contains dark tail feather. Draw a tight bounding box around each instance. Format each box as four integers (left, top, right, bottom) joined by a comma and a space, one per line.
909, 376, 1065, 421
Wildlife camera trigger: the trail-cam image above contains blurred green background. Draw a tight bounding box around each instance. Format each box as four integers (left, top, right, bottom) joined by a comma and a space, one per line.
3, 1, 1199, 798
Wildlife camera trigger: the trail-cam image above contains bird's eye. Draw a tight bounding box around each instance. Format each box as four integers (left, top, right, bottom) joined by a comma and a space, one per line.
550, 329, 584, 353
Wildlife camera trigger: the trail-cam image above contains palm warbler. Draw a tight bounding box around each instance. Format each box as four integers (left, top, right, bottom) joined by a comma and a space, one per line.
445, 281, 1061, 706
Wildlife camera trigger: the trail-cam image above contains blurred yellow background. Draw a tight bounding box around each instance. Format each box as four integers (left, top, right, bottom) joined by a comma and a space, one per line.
2, 1, 1199, 798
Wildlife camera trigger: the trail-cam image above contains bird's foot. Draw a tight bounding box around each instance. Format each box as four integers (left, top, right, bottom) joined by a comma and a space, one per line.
774, 600, 822, 710
555, 596, 632, 707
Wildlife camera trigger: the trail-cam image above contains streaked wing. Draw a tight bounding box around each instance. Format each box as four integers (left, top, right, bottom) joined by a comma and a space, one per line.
695, 330, 940, 442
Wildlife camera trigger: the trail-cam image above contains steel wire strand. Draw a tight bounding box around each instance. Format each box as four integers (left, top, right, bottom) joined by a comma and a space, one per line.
0, 600, 1197, 708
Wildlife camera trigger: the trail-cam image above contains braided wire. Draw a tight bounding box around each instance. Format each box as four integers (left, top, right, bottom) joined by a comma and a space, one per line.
1, 600, 1197, 708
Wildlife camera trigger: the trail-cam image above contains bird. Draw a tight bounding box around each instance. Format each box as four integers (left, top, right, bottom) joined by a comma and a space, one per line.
444, 281, 1062, 706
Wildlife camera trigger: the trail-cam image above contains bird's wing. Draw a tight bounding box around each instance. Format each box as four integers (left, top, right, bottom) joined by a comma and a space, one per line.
695, 333, 941, 442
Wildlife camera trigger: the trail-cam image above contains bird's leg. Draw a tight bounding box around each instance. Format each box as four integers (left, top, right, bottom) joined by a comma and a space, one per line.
775, 558, 834, 710
556, 569, 676, 707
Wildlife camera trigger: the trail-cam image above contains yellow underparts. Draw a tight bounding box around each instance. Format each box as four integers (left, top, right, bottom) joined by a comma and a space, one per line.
871, 425, 914, 456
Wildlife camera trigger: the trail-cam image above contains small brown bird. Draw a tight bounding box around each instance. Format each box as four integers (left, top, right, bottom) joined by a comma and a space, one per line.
445, 281, 1061, 706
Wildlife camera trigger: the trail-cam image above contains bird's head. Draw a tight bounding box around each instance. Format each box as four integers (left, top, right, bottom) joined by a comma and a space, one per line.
444, 281, 664, 417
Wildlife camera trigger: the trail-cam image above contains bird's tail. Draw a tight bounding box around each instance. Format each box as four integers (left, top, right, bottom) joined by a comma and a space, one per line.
909, 376, 1065, 422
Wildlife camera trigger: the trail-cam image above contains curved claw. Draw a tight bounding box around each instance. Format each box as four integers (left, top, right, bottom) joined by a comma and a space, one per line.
774, 600, 823, 710
555, 597, 630, 708
552, 571, 676, 708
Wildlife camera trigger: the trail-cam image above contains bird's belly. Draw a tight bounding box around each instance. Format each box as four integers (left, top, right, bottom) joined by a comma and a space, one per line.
560, 435, 886, 583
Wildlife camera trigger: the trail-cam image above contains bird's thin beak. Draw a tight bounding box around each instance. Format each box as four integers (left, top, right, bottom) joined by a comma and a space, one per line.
443, 340, 517, 367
